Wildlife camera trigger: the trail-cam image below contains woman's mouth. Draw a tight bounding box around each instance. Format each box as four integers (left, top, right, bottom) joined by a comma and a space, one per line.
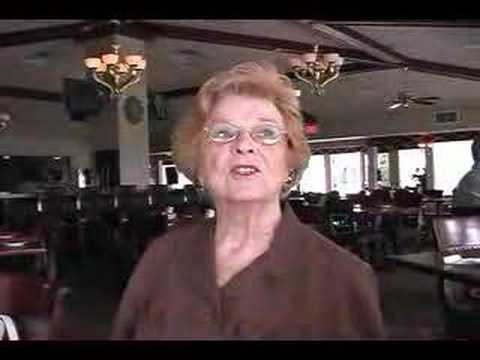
231, 165, 260, 176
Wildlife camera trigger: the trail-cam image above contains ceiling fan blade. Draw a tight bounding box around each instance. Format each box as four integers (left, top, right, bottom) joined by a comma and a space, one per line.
388, 102, 403, 110
414, 96, 440, 101
412, 99, 435, 105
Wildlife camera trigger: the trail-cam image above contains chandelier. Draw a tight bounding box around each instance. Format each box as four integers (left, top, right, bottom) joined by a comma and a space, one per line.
84, 43, 146, 96
288, 45, 344, 96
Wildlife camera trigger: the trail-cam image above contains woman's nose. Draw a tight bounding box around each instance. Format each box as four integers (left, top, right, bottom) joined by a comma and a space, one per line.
233, 130, 256, 154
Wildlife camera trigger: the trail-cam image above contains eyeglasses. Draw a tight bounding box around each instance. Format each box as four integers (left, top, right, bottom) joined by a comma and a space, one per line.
204, 122, 288, 145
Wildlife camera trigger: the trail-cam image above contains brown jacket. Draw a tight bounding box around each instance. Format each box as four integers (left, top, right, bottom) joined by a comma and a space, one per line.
111, 205, 385, 340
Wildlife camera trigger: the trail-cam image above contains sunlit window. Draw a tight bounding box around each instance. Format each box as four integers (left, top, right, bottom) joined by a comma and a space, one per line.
433, 140, 473, 195
159, 164, 192, 189
330, 152, 362, 196
299, 154, 326, 193
399, 148, 426, 189
377, 152, 390, 187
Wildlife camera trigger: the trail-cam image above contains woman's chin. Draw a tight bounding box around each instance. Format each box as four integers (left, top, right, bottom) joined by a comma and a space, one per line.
219, 189, 279, 204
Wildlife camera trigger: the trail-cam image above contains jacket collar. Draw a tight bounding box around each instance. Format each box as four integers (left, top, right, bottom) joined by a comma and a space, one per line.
177, 202, 308, 299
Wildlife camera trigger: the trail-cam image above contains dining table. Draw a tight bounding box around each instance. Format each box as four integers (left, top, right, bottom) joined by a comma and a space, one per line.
387, 251, 480, 287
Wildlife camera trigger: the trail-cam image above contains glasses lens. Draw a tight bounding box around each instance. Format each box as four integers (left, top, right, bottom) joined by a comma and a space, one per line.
208, 123, 239, 143
253, 125, 283, 144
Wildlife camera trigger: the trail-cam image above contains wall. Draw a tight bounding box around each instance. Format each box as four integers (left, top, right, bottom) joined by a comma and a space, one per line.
162, 96, 480, 147
0, 99, 93, 169
317, 106, 480, 140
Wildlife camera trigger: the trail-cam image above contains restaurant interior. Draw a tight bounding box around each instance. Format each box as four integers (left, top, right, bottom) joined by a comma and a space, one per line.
1, 19, 480, 340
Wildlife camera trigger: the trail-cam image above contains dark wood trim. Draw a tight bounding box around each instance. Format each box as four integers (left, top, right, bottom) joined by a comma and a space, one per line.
0, 21, 94, 48
0, 86, 63, 103
318, 24, 408, 64
321, 21, 480, 28
318, 23, 480, 82
124, 21, 382, 64
341, 62, 400, 75
408, 59, 480, 82
0, 20, 384, 66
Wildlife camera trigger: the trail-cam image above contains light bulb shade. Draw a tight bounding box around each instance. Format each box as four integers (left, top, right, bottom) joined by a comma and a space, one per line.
288, 57, 304, 68
315, 59, 328, 70
137, 59, 146, 70
125, 54, 143, 66
116, 63, 129, 73
101, 53, 119, 65
303, 52, 317, 63
97, 63, 107, 72
323, 53, 339, 63
84, 57, 101, 69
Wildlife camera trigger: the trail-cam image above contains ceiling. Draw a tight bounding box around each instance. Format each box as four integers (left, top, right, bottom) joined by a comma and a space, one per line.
1, 19, 480, 143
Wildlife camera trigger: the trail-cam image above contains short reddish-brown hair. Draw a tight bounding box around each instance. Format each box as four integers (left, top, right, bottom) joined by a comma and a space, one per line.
172, 61, 311, 193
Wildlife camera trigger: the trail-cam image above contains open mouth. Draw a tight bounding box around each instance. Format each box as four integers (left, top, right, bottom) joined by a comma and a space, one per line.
230, 165, 260, 177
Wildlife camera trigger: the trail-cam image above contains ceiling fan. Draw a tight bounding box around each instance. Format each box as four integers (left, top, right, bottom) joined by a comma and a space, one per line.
387, 91, 440, 110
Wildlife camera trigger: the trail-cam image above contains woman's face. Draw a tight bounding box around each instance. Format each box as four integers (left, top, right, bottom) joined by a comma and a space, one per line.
199, 94, 291, 205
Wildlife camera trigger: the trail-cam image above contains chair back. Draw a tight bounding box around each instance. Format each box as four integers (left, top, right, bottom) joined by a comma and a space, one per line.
433, 216, 480, 257
424, 189, 444, 198
433, 216, 480, 324
0, 315, 19, 340
367, 189, 391, 206
393, 189, 422, 208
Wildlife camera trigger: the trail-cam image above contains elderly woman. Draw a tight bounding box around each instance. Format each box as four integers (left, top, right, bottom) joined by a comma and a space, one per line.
111, 62, 385, 339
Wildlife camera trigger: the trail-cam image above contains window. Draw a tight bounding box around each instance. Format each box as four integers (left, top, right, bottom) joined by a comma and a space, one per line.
433, 140, 473, 195
299, 154, 326, 193
399, 148, 426, 189
159, 163, 192, 189
330, 152, 362, 196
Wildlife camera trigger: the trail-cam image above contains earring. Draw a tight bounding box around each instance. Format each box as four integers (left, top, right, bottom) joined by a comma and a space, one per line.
282, 168, 297, 193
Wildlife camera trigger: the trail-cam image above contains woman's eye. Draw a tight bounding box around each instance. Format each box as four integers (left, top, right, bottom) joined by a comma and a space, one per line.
215, 128, 235, 138
256, 127, 277, 138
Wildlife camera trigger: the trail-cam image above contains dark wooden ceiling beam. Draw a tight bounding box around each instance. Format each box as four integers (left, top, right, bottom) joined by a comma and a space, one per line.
124, 21, 382, 64
314, 22, 480, 82
321, 20, 480, 28
407, 60, 480, 82
0, 86, 62, 102
312, 23, 408, 64
0, 21, 95, 48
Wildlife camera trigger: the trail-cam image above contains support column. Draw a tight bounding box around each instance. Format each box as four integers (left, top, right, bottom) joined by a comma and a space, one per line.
367, 146, 378, 190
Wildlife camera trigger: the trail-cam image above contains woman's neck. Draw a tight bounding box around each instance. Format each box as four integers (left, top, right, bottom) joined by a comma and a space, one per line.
213, 200, 282, 253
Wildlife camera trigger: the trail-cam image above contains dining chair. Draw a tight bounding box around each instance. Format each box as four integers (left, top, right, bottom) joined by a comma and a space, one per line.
432, 216, 480, 338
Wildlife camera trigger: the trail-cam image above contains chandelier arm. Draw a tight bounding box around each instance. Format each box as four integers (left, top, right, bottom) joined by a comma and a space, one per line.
293, 71, 315, 91
118, 72, 143, 94
318, 71, 339, 88
313, 86, 325, 96
91, 71, 116, 95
